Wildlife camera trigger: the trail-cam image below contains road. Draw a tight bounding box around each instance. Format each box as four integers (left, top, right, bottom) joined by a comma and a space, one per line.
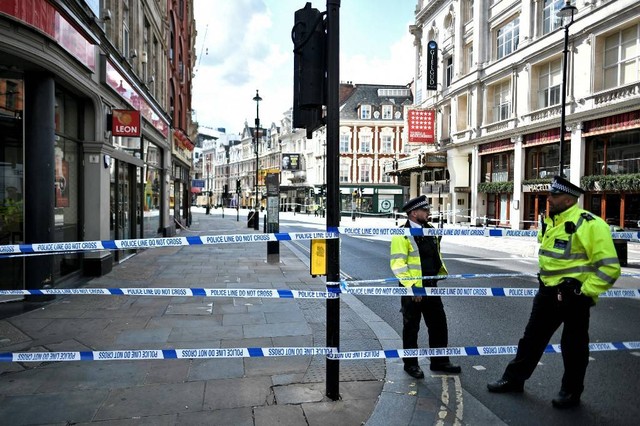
279, 213, 640, 425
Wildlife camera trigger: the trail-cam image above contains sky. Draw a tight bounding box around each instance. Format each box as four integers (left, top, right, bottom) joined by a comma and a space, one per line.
192, 0, 417, 136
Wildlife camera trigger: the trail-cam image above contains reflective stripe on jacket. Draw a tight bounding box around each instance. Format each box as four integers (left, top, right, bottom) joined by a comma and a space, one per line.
538, 203, 621, 302
390, 222, 448, 288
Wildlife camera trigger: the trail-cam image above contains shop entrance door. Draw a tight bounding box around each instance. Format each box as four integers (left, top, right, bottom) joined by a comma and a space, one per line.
110, 160, 139, 262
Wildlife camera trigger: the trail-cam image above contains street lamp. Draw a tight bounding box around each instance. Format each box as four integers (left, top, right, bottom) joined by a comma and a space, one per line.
557, 0, 577, 177
253, 89, 262, 230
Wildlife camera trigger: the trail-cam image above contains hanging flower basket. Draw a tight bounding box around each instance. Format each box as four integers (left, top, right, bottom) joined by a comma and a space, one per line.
581, 173, 640, 192
477, 181, 514, 194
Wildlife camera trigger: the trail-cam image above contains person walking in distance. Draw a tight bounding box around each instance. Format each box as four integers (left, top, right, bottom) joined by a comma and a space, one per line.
390, 195, 461, 379
487, 176, 621, 408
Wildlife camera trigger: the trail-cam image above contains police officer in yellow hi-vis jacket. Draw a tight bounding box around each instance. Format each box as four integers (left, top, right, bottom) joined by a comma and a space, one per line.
488, 175, 621, 409
390, 195, 460, 379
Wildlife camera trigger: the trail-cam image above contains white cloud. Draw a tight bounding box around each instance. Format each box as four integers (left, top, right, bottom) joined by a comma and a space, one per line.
192, 0, 415, 135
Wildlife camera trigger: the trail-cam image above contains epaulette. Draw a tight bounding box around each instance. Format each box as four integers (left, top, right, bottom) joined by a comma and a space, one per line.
581, 212, 595, 221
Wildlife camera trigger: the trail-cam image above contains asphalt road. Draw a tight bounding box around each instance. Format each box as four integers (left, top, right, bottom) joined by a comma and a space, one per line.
280, 215, 640, 426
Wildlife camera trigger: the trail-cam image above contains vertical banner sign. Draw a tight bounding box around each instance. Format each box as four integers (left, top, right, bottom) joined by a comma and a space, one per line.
426, 41, 438, 91
407, 109, 436, 144
111, 110, 141, 137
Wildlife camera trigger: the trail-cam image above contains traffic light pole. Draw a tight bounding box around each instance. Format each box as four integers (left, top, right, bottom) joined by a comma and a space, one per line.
325, 0, 340, 401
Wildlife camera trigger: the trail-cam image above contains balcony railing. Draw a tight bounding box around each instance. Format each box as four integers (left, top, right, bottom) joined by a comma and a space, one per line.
420, 180, 450, 195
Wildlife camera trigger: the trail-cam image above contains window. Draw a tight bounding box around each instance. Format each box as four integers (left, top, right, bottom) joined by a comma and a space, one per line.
122, 2, 130, 59
382, 105, 393, 119
339, 161, 350, 182
497, 18, 520, 59
464, 43, 474, 74
537, 59, 561, 108
359, 163, 371, 182
604, 24, 640, 89
359, 134, 371, 153
542, 0, 565, 35
457, 94, 469, 130
492, 80, 511, 121
481, 152, 514, 182
360, 105, 371, 119
464, 0, 474, 23
339, 133, 350, 152
381, 162, 393, 183
381, 134, 393, 153
445, 56, 454, 87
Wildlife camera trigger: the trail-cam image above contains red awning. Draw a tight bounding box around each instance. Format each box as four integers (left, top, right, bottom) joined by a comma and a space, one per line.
190, 187, 201, 193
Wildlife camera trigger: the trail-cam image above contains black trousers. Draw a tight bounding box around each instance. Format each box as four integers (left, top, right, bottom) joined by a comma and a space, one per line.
503, 283, 593, 394
401, 280, 450, 367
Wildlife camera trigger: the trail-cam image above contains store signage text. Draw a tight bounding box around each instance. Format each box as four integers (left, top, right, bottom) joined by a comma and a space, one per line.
112, 110, 141, 137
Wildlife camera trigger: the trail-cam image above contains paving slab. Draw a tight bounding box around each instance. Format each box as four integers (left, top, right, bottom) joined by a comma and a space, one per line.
94, 381, 205, 420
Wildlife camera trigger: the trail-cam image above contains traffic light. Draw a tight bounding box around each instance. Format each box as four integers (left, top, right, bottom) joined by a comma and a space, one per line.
236, 179, 241, 194
292, 3, 325, 137
223, 184, 229, 199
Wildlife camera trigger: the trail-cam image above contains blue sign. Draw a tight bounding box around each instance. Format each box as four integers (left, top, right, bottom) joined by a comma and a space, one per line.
427, 41, 438, 91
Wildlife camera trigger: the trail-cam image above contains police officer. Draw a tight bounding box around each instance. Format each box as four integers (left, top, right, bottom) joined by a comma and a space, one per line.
487, 176, 621, 408
390, 195, 461, 379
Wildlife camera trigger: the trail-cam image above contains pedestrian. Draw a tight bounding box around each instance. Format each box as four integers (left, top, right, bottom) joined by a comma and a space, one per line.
487, 175, 621, 408
390, 194, 461, 379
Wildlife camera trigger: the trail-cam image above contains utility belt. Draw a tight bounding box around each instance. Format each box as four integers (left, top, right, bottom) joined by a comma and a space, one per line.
538, 275, 592, 304
538, 275, 581, 295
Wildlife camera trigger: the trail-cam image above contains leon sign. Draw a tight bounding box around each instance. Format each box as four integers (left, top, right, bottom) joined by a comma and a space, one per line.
112, 109, 141, 137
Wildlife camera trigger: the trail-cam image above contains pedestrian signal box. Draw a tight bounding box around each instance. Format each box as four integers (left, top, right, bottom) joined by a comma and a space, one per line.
310, 239, 326, 277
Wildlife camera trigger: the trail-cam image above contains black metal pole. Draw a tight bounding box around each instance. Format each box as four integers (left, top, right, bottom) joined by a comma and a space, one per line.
325, 0, 340, 401
558, 3, 575, 178
254, 90, 261, 230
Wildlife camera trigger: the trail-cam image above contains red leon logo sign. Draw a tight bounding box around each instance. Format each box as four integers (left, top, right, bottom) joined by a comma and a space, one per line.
112, 110, 141, 137
407, 108, 436, 144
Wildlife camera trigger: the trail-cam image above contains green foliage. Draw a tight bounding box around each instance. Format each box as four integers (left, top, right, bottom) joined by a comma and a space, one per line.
0, 199, 23, 229
521, 178, 553, 186
477, 181, 514, 194
580, 173, 640, 191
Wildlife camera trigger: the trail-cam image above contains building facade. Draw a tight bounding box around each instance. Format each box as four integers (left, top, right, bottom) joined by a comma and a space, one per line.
402, 0, 640, 230
0, 0, 195, 299
334, 83, 412, 216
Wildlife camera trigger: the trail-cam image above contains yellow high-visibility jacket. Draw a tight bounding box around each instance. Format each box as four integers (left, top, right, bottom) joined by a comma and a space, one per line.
390, 223, 448, 288
538, 203, 621, 302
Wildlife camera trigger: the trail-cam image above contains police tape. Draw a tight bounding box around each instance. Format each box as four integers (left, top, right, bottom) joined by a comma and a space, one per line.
334, 226, 639, 241
327, 341, 640, 360
0, 347, 337, 363
2, 228, 637, 257
0, 231, 340, 256
1, 286, 638, 299
340, 286, 640, 298
0, 288, 338, 299
2, 341, 638, 363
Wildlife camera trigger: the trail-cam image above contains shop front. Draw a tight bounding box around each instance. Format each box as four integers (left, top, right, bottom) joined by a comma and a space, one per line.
521, 128, 571, 229
339, 185, 404, 217
582, 112, 640, 232
478, 140, 514, 227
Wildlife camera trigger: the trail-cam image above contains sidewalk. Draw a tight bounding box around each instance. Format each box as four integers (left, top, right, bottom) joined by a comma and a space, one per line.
0, 209, 481, 425
0, 209, 635, 425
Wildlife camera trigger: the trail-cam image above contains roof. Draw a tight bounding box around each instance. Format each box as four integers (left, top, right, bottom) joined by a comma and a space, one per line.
339, 83, 413, 120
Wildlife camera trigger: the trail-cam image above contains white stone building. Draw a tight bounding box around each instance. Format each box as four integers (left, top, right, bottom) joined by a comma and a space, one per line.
405, 0, 640, 230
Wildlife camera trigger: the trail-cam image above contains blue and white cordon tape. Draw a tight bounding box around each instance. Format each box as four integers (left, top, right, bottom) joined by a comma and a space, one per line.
2, 341, 638, 363
0, 286, 638, 298
0, 287, 336, 299
0, 231, 338, 256
0, 347, 335, 363
1, 228, 637, 257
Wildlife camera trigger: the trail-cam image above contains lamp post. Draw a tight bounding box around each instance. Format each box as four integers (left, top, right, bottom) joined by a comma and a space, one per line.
253, 89, 262, 230
557, 0, 577, 177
